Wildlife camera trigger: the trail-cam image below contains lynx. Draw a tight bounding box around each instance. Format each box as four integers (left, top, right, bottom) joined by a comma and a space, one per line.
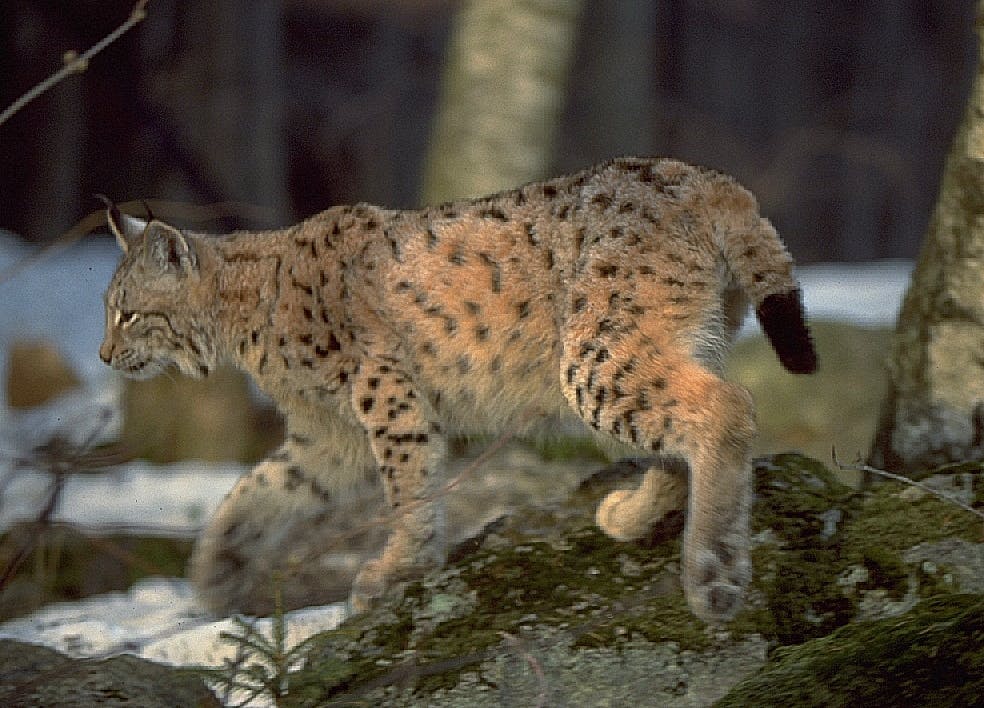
99, 157, 816, 624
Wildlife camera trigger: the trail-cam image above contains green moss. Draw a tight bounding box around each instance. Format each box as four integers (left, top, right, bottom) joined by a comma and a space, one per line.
758, 549, 855, 645
740, 455, 861, 644
570, 592, 709, 650
856, 546, 909, 598
846, 485, 981, 551
716, 594, 984, 707
751, 454, 857, 548
284, 454, 982, 704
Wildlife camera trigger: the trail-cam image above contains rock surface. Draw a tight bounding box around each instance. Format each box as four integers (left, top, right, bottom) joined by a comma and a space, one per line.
0, 639, 219, 707
1, 453, 980, 706
278, 453, 983, 707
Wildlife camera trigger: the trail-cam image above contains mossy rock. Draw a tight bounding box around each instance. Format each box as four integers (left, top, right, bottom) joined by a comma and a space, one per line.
277, 453, 982, 706
0, 639, 219, 707
716, 594, 984, 707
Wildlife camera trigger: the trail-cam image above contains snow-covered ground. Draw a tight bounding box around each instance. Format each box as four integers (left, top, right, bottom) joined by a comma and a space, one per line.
0, 231, 915, 703
0, 233, 350, 705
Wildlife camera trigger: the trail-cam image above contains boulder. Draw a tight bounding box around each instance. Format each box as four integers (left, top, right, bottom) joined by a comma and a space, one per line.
0, 639, 219, 707
275, 454, 983, 707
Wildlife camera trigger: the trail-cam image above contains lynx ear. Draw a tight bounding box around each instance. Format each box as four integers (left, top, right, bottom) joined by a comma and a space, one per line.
143, 221, 198, 276
97, 194, 147, 254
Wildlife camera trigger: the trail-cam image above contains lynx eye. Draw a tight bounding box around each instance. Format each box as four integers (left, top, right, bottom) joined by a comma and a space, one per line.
116, 310, 138, 326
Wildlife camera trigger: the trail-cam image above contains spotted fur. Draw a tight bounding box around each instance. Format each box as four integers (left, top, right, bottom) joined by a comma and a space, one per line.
100, 157, 816, 624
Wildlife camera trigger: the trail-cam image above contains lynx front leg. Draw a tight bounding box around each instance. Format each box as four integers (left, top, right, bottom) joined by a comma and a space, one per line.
190, 412, 378, 616
348, 360, 447, 612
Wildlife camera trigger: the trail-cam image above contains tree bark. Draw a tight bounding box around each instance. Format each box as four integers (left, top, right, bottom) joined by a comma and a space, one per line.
869, 2, 984, 472
421, 0, 584, 203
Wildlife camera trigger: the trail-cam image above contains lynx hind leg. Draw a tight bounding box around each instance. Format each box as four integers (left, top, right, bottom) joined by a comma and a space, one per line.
190, 433, 381, 616
595, 459, 689, 542
563, 335, 756, 624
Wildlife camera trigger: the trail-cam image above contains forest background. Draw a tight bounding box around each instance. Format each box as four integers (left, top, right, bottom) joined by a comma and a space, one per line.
1, 0, 976, 264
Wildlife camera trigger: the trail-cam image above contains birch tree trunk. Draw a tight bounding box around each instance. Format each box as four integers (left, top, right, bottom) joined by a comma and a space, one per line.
422, 0, 584, 203
869, 2, 984, 472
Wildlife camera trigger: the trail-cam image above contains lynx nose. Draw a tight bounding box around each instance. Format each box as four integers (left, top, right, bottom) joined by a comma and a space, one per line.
99, 340, 113, 364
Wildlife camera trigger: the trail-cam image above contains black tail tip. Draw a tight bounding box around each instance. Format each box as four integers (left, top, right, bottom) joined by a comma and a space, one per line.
756, 290, 817, 374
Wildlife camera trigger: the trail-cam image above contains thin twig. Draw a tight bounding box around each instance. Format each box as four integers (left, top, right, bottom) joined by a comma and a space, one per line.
0, 1, 149, 128
0, 0, 152, 286
0, 410, 115, 590
832, 447, 984, 522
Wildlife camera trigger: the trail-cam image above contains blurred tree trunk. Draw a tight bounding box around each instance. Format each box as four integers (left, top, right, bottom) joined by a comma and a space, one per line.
151, 0, 289, 220
869, 2, 984, 472
199, 0, 288, 217
422, 0, 584, 203
558, 0, 654, 166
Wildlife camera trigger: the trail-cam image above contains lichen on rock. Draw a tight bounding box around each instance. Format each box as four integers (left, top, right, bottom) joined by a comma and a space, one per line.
280, 453, 983, 707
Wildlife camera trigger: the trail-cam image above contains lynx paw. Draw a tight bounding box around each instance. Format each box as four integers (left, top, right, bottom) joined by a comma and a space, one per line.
683, 542, 751, 625
595, 470, 688, 541
348, 535, 446, 614
596, 489, 649, 541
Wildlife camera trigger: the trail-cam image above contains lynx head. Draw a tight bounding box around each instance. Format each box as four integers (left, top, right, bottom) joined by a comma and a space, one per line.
98, 200, 219, 380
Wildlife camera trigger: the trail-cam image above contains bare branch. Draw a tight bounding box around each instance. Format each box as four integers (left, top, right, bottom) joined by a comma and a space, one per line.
0, 1, 149, 129
832, 447, 984, 523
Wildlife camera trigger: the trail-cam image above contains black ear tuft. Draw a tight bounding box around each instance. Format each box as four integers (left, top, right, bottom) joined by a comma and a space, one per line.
95, 194, 122, 230
97, 193, 128, 252
755, 289, 818, 374
97, 194, 148, 253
